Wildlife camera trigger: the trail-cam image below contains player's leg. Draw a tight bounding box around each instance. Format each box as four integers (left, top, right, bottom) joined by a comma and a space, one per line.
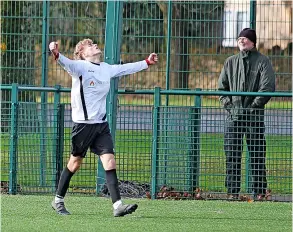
99, 153, 138, 217
246, 120, 267, 200
92, 122, 137, 217
224, 118, 244, 199
52, 123, 93, 215
52, 155, 83, 215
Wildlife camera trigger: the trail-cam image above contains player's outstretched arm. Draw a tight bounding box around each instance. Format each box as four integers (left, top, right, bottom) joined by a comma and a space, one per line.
110, 53, 158, 78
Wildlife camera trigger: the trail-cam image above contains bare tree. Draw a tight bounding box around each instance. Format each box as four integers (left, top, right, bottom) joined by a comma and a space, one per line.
158, 2, 189, 89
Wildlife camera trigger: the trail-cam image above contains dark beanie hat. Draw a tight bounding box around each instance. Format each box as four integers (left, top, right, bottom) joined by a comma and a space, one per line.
238, 28, 256, 45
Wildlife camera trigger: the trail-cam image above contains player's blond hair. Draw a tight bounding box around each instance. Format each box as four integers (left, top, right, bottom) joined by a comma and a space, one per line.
73, 39, 93, 60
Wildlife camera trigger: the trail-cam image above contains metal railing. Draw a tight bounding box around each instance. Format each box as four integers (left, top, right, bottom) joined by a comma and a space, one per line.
1, 84, 291, 201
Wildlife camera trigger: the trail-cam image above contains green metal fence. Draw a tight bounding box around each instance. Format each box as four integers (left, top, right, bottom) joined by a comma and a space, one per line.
1, 1, 292, 201
1, 1, 292, 91
1, 85, 292, 201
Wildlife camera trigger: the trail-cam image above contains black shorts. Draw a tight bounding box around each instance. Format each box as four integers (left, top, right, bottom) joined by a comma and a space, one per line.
71, 122, 114, 158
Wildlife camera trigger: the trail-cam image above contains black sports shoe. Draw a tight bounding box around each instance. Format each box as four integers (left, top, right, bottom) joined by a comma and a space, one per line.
113, 204, 138, 217
51, 200, 71, 215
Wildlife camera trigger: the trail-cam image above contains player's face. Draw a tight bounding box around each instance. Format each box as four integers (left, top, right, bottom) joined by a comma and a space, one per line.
237, 37, 254, 51
82, 41, 102, 58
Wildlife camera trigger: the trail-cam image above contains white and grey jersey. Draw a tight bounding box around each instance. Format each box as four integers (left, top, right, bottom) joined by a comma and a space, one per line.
57, 53, 148, 124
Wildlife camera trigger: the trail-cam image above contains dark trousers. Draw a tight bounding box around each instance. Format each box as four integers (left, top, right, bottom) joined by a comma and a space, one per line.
224, 117, 267, 195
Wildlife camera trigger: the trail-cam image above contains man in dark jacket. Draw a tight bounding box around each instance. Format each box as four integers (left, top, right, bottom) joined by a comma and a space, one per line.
218, 28, 275, 200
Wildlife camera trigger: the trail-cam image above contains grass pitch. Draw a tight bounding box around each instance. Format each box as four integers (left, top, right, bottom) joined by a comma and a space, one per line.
1, 195, 291, 232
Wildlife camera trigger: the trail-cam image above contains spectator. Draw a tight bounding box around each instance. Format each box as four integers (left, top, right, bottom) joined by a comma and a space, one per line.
218, 28, 275, 200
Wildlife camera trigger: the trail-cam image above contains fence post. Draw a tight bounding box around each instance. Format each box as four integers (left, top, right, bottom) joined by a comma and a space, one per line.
9, 83, 19, 195
250, 0, 256, 29
193, 89, 202, 190
248, 0, 256, 195
188, 89, 202, 192
165, 0, 172, 92
40, 0, 49, 186
163, 1, 173, 183
96, 0, 123, 194
151, 87, 161, 199
52, 85, 61, 192
56, 103, 65, 190
40, 103, 47, 186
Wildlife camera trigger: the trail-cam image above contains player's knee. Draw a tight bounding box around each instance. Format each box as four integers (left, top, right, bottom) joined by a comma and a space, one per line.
67, 156, 83, 172
107, 158, 116, 170
72, 162, 81, 172
100, 153, 116, 170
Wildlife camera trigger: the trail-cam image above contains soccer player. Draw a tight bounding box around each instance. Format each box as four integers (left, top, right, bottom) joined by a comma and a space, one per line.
49, 39, 158, 216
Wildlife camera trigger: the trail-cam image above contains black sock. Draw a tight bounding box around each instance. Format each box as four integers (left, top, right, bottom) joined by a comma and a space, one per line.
56, 167, 74, 197
106, 169, 121, 204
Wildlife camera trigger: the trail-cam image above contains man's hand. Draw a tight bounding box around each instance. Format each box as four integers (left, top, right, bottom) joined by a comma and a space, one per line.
49, 42, 59, 60
224, 102, 233, 113
145, 53, 158, 65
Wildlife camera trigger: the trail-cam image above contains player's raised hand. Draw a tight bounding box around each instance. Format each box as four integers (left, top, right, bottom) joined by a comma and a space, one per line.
49, 41, 59, 60
146, 53, 158, 65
